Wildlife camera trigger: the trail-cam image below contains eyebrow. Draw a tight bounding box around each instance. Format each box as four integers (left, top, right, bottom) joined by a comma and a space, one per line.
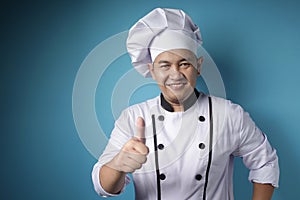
157, 58, 188, 64
157, 60, 171, 64
178, 58, 188, 63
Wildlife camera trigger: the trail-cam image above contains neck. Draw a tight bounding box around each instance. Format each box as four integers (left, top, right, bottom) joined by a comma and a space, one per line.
169, 103, 184, 112
160, 89, 200, 112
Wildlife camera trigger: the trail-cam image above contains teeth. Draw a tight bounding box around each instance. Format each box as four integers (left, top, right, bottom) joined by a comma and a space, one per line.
166, 83, 186, 90
167, 83, 185, 86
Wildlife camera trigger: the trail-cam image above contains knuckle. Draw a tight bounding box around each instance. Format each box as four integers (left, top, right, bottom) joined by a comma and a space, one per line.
142, 156, 147, 163
145, 146, 149, 154
136, 163, 142, 169
124, 139, 134, 148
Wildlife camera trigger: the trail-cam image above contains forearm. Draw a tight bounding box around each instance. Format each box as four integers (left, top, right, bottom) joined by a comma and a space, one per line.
252, 182, 274, 200
99, 164, 126, 194
98, 121, 148, 195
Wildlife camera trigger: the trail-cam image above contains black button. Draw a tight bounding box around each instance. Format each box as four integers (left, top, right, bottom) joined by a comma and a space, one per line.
198, 143, 205, 149
159, 173, 166, 180
158, 115, 165, 121
158, 144, 164, 150
195, 174, 202, 181
199, 116, 205, 122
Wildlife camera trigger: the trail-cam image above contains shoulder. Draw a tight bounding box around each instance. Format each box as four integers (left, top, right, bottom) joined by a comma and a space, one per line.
208, 94, 244, 114
208, 95, 257, 132
205, 94, 248, 129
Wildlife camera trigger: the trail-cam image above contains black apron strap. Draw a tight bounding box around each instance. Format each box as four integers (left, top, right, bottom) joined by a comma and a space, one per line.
152, 114, 161, 200
203, 96, 213, 200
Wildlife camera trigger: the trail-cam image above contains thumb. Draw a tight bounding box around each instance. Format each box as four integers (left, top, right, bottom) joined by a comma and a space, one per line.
135, 116, 145, 144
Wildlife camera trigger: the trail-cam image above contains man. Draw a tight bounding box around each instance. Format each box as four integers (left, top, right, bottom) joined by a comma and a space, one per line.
92, 8, 279, 199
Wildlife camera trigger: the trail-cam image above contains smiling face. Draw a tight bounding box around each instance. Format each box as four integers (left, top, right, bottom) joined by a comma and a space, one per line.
148, 49, 203, 108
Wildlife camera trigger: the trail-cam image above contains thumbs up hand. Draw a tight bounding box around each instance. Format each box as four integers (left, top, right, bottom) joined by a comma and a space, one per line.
109, 117, 149, 173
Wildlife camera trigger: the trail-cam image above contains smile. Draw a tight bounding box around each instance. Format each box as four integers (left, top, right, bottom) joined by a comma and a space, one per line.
166, 82, 187, 86
166, 82, 187, 90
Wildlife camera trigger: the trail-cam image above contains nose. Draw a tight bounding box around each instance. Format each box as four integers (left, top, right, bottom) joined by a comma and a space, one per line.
169, 65, 182, 79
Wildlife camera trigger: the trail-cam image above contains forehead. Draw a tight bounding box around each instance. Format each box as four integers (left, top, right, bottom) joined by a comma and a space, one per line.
154, 49, 196, 63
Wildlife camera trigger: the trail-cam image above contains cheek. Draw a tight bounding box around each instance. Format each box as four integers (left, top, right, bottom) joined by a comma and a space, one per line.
185, 72, 198, 86
153, 71, 168, 85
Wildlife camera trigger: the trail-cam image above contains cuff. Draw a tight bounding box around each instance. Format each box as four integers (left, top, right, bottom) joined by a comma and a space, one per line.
91, 162, 131, 197
248, 160, 280, 188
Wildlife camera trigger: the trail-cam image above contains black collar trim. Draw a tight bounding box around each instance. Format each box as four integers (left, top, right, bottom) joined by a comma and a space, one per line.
160, 89, 200, 112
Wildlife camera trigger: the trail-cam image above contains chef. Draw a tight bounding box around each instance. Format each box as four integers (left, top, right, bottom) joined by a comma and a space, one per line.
92, 8, 279, 200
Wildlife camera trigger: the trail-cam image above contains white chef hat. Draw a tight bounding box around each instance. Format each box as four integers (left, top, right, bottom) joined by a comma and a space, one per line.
126, 8, 203, 77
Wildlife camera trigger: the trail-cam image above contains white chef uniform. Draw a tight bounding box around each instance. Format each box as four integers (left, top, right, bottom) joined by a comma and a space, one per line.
92, 90, 279, 199
92, 8, 279, 200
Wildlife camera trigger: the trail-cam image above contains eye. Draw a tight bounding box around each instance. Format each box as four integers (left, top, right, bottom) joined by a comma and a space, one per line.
159, 64, 171, 70
179, 62, 191, 68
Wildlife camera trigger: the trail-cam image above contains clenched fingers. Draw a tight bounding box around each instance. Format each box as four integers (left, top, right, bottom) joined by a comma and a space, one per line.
123, 138, 149, 155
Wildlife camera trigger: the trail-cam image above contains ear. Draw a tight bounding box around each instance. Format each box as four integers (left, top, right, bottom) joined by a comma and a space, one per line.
196, 56, 204, 76
147, 63, 156, 80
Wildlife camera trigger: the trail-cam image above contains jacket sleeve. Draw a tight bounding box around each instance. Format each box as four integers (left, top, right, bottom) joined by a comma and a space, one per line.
231, 104, 279, 187
91, 109, 133, 197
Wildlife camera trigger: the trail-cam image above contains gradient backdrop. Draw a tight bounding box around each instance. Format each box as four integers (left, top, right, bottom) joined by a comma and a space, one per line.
1, 0, 299, 199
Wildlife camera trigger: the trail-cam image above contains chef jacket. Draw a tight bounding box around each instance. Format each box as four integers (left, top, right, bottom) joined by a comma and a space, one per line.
92, 91, 279, 200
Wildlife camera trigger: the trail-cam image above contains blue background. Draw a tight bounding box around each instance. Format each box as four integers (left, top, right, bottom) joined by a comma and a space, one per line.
1, 0, 299, 199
